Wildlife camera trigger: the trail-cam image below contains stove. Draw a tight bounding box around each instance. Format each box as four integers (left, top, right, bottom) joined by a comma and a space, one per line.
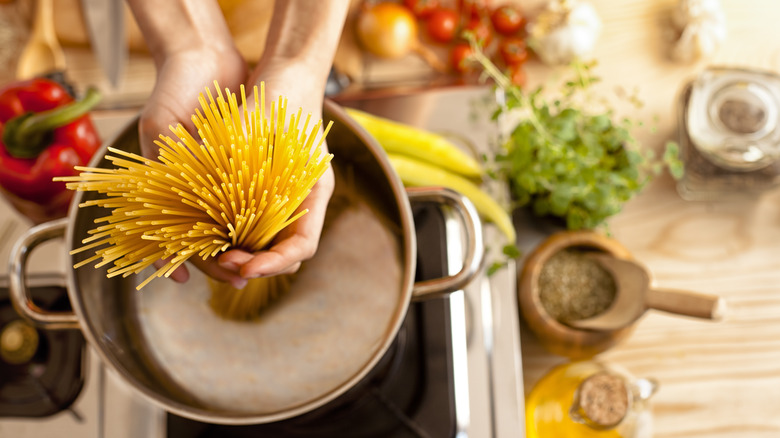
0, 276, 86, 419
0, 87, 526, 437
165, 204, 458, 438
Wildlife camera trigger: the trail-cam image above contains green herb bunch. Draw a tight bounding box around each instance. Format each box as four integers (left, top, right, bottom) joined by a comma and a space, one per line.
469, 38, 682, 230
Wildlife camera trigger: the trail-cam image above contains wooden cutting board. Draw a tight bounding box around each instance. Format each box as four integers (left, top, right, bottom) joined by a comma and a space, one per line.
52, 0, 273, 62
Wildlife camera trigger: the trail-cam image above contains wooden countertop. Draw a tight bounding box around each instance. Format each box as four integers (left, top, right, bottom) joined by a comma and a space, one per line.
4, 0, 780, 435
519, 1, 780, 437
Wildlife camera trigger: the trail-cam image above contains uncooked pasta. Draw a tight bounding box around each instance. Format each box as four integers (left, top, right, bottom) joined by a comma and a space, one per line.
57, 81, 333, 293
208, 275, 293, 320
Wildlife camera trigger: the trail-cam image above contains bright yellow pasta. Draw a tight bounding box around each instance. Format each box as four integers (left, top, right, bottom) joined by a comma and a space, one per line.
208, 275, 293, 320
57, 81, 333, 292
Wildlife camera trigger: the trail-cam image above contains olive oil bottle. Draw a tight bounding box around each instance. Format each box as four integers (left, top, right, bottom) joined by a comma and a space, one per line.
526, 361, 657, 438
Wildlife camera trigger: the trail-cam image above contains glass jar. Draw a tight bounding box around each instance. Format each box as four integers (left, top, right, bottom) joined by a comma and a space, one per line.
677, 67, 780, 200
525, 361, 658, 438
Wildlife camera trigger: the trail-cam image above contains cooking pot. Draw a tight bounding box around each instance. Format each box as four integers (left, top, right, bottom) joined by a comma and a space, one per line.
8, 100, 483, 424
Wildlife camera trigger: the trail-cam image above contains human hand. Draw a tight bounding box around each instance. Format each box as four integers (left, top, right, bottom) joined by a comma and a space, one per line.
139, 46, 250, 288
153, 61, 334, 288
215, 61, 335, 281
137, 46, 247, 158
129, 0, 346, 288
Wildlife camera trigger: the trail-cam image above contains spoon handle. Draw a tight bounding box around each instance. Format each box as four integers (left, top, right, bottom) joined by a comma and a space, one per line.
646, 288, 726, 321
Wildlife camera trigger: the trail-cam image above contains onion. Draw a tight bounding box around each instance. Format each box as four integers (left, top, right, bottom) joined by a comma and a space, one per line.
356, 2, 445, 72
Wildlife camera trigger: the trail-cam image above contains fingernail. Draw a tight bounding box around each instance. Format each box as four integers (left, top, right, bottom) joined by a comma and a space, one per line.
220, 261, 240, 272
231, 278, 248, 289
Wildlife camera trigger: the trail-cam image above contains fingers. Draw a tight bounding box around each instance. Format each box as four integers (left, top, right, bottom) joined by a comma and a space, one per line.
243, 237, 311, 278
153, 258, 189, 283
152, 255, 248, 289
217, 165, 334, 279
188, 256, 249, 289
218, 235, 310, 279
155, 159, 332, 285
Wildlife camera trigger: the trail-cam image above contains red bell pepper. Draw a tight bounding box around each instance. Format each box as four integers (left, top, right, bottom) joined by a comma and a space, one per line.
0, 78, 101, 224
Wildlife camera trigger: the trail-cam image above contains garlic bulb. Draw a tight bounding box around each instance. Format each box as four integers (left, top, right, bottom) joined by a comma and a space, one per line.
670, 0, 727, 62
527, 0, 602, 66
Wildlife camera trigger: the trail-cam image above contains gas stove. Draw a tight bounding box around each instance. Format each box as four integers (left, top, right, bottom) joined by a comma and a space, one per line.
0, 87, 526, 437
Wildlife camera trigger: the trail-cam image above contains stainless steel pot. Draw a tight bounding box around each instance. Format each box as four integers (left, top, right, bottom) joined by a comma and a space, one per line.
9, 100, 483, 425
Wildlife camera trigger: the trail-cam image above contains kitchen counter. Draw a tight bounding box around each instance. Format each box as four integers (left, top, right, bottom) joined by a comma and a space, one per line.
3, 0, 780, 436
517, 0, 780, 437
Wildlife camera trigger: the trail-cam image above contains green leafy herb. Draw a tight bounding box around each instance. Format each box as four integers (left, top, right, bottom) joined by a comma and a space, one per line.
467, 35, 682, 230
486, 243, 523, 276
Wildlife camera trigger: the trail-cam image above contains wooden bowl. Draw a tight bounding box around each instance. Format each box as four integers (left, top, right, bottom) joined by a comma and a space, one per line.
518, 230, 635, 359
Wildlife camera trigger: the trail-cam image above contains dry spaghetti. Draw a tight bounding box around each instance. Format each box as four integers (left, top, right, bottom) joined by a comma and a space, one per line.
57, 81, 333, 291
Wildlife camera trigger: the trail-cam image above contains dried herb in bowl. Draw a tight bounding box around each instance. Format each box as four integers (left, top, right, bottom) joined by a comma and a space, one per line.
538, 248, 616, 323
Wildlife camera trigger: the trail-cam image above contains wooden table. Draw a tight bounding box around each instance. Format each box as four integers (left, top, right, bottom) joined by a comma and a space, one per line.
518, 1, 780, 436
6, 0, 780, 435
55, 1, 780, 435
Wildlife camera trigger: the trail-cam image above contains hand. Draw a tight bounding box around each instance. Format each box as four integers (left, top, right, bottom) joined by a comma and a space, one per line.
153, 61, 335, 287
128, 0, 347, 288
216, 61, 335, 281
138, 46, 250, 288
137, 46, 247, 158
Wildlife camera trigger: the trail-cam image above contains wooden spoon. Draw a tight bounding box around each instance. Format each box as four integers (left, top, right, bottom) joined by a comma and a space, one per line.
567, 253, 727, 331
16, 0, 66, 79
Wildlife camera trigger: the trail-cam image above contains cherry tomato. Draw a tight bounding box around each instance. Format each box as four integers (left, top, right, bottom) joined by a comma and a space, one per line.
507, 64, 526, 87
490, 4, 526, 36
426, 8, 459, 44
498, 36, 529, 66
459, 0, 491, 19
450, 43, 475, 73
464, 17, 493, 46
403, 0, 441, 19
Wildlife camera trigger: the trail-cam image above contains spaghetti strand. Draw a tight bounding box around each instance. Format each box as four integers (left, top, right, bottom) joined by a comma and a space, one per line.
57, 81, 333, 291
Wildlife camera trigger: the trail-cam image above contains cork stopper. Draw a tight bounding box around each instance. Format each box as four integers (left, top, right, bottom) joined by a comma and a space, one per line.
576, 372, 629, 428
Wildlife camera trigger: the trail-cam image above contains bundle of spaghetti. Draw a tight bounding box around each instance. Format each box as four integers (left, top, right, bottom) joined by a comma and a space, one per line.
207, 275, 293, 320
56, 81, 333, 294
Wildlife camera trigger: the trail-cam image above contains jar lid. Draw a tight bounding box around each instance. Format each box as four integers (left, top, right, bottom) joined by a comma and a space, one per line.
575, 371, 629, 428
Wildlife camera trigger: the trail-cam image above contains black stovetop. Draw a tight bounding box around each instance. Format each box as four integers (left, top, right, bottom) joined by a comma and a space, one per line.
166, 203, 458, 438
0, 281, 86, 418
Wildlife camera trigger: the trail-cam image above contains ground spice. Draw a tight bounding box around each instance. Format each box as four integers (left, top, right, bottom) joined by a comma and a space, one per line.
538, 248, 616, 323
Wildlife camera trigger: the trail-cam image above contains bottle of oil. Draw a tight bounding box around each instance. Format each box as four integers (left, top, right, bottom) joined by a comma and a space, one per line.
526, 361, 658, 438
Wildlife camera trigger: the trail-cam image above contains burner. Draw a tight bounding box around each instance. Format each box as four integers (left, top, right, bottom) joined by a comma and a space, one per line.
0, 281, 87, 418
167, 203, 458, 437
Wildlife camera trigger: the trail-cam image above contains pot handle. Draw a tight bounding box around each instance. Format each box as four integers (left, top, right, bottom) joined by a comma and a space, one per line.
9, 218, 80, 330
407, 187, 484, 300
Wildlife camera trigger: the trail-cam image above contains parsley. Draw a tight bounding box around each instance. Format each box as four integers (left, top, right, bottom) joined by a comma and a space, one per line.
468, 37, 682, 230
